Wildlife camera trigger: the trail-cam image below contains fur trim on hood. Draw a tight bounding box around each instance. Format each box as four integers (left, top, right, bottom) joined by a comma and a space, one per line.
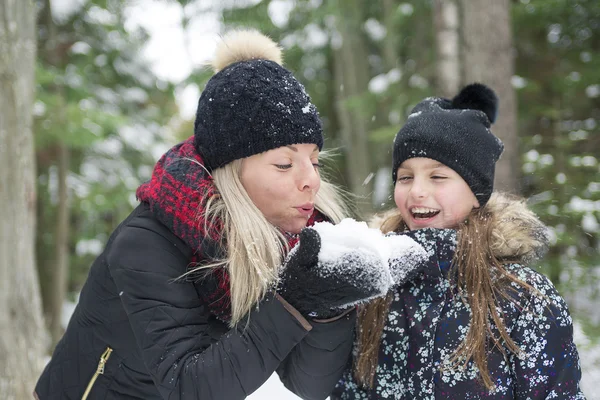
369, 192, 550, 265
487, 193, 550, 265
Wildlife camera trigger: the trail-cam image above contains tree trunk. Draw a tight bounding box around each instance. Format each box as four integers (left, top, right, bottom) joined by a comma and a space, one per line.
50, 143, 70, 344
382, 0, 399, 71
332, 0, 374, 216
0, 0, 49, 398
548, 97, 565, 284
460, 0, 520, 194
370, 0, 402, 211
42, 0, 70, 347
433, 0, 460, 97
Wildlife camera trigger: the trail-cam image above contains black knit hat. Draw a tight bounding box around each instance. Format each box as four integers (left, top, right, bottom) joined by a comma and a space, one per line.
392, 83, 504, 206
193, 29, 323, 171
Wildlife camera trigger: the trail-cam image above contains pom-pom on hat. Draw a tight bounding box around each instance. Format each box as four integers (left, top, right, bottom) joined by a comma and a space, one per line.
193, 29, 323, 171
392, 83, 504, 206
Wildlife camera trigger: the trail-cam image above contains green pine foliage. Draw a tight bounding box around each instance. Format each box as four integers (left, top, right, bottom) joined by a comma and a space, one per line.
513, 0, 600, 296
35, 0, 178, 292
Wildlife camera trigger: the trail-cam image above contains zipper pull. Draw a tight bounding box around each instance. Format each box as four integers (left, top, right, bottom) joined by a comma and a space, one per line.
82, 347, 113, 400
97, 347, 113, 374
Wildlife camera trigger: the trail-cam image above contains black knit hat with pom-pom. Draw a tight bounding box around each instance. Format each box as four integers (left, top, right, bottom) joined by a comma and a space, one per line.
193, 29, 323, 171
392, 83, 504, 206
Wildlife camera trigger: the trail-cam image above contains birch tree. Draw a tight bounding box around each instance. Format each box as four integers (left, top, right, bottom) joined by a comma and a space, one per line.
0, 0, 49, 397
433, 0, 460, 97
460, 0, 520, 193
332, 0, 374, 215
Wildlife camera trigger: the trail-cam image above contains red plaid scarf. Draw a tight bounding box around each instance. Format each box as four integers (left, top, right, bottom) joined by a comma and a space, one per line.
136, 136, 326, 322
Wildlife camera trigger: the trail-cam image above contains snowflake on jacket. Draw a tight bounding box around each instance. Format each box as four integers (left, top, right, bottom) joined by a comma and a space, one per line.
332, 193, 585, 400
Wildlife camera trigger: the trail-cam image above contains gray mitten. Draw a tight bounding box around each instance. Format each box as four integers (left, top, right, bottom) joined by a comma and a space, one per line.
278, 220, 393, 318
382, 233, 429, 286
385, 228, 457, 285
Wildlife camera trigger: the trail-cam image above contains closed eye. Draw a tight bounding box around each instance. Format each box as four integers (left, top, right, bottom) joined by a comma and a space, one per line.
397, 176, 413, 182
275, 164, 292, 170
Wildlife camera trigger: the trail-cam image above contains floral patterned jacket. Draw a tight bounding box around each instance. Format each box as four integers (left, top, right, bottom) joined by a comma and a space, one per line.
332, 193, 586, 399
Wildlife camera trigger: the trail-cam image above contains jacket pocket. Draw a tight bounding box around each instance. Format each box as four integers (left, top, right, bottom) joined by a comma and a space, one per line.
81, 347, 112, 400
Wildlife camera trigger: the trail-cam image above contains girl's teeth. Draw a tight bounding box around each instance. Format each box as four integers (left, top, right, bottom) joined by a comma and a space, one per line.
412, 207, 437, 213
411, 208, 439, 218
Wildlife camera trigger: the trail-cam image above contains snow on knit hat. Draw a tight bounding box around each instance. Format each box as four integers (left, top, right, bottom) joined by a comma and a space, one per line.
392, 83, 504, 206
193, 29, 323, 170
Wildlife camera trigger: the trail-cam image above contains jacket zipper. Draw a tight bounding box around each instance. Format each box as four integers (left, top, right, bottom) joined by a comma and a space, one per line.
81, 347, 113, 400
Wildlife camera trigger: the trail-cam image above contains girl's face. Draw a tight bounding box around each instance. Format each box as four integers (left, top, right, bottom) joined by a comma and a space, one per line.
394, 157, 479, 230
240, 143, 321, 234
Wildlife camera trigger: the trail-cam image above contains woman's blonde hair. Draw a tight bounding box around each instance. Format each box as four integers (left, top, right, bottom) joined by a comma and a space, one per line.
190, 154, 349, 325
354, 202, 534, 390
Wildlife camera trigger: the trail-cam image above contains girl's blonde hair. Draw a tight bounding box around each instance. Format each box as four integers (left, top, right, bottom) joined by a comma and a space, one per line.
190, 156, 348, 325
354, 202, 534, 390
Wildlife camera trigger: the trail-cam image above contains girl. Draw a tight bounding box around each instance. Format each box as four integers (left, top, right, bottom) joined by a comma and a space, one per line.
35, 29, 417, 400
332, 84, 585, 399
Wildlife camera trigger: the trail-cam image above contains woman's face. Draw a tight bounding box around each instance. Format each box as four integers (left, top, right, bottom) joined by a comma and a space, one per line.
240, 143, 321, 234
394, 157, 479, 230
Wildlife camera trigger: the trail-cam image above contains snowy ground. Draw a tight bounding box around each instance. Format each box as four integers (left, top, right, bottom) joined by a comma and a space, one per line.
574, 322, 600, 400
62, 299, 598, 399
247, 374, 303, 400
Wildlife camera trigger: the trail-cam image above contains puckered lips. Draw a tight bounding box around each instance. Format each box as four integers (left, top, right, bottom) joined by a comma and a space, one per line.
295, 203, 314, 217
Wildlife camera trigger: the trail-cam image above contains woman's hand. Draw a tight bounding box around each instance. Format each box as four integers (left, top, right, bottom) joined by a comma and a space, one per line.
277, 224, 389, 318
277, 219, 431, 318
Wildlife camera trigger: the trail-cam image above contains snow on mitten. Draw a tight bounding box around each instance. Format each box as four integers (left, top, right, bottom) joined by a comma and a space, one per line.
381, 233, 429, 286
278, 219, 393, 319
388, 228, 457, 281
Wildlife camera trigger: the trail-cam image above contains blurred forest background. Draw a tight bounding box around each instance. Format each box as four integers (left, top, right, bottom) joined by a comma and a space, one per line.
1, 0, 599, 398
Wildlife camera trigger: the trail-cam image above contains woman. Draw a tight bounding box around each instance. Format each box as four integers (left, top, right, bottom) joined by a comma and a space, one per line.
34, 29, 397, 400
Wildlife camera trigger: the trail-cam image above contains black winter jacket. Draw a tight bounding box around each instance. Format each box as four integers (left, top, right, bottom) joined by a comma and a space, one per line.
35, 203, 355, 400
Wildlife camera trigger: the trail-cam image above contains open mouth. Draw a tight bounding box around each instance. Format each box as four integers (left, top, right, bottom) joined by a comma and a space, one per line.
410, 207, 440, 220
